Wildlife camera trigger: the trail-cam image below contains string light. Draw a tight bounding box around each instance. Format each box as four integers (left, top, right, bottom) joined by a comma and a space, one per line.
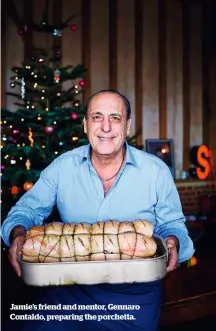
21, 118, 24, 122
42, 145, 46, 148
34, 74, 37, 78
34, 83, 37, 88
37, 115, 42, 120
11, 159, 16, 164
53, 121, 57, 124
17, 144, 20, 147
20, 157, 23, 160
26, 105, 30, 108
15, 77, 19, 80
72, 136, 79, 141
45, 108, 49, 111
4, 121, 7, 124
4, 155, 9, 159
54, 151, 58, 155
9, 125, 13, 128
41, 96, 45, 100
42, 89, 45, 93
22, 143, 25, 146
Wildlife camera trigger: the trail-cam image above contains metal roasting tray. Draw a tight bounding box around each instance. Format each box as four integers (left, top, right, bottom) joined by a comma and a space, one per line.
19, 235, 168, 287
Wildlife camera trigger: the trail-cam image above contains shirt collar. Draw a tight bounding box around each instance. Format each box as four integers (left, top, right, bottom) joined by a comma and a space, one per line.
80, 141, 139, 168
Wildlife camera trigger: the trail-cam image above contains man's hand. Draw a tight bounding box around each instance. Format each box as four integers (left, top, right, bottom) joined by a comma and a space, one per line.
165, 236, 179, 273
8, 226, 26, 277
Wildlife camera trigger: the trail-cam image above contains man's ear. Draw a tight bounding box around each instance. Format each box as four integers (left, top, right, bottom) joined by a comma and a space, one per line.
83, 117, 87, 134
126, 119, 131, 136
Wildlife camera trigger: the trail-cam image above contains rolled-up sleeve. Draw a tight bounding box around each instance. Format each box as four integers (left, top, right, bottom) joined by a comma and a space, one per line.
1, 158, 60, 247
154, 165, 195, 263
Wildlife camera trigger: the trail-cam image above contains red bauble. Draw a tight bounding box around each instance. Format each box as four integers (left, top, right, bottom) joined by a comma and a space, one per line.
45, 126, 54, 133
11, 185, 19, 195
70, 24, 77, 31
71, 112, 78, 120
79, 80, 85, 87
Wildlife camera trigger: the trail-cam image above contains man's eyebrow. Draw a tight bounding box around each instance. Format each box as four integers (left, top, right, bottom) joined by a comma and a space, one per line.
91, 111, 103, 115
110, 112, 122, 117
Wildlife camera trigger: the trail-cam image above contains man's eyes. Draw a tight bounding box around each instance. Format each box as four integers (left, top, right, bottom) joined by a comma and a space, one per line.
93, 115, 103, 120
110, 115, 121, 122
91, 114, 122, 122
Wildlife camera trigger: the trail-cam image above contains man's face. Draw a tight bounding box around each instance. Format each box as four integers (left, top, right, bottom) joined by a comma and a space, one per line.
83, 92, 131, 156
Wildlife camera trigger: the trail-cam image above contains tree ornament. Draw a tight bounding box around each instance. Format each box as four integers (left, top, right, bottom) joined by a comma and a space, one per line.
38, 58, 45, 64
79, 80, 85, 87
21, 77, 25, 99
45, 126, 54, 133
25, 159, 31, 170
53, 29, 62, 36
13, 129, 20, 134
11, 185, 19, 195
71, 112, 78, 120
54, 69, 60, 83
23, 181, 33, 191
28, 128, 34, 147
70, 24, 77, 31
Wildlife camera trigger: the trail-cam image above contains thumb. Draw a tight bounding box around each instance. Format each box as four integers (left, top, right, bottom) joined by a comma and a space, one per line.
16, 235, 25, 255
165, 237, 177, 249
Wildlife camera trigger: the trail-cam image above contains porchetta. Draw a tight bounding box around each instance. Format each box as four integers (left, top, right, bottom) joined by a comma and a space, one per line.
22, 220, 157, 263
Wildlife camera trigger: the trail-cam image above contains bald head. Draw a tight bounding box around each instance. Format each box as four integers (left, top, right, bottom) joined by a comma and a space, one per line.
85, 90, 131, 120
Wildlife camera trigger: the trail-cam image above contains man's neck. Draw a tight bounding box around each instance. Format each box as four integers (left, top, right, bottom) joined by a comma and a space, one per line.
91, 147, 125, 168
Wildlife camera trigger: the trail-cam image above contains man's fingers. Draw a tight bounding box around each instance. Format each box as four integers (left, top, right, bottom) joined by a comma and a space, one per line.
166, 238, 176, 248
8, 236, 25, 277
167, 246, 178, 273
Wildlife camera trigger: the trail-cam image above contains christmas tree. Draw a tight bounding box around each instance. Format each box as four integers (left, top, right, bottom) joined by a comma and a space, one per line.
1, 2, 87, 218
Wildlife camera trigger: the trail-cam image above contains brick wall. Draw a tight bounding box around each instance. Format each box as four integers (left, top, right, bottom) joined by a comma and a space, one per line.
176, 180, 216, 216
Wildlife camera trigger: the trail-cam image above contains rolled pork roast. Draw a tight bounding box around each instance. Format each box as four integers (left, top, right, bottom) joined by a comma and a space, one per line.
22, 220, 157, 263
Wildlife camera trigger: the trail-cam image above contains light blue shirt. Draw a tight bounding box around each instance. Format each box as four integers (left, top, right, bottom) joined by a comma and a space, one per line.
1, 143, 194, 263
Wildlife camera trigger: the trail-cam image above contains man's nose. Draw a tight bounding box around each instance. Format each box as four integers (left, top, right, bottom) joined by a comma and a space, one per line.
101, 117, 111, 132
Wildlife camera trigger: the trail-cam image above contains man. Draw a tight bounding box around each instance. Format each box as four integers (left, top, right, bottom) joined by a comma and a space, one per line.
1, 90, 194, 331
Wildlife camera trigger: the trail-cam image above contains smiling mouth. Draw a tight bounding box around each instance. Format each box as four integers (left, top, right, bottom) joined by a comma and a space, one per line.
98, 137, 115, 141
